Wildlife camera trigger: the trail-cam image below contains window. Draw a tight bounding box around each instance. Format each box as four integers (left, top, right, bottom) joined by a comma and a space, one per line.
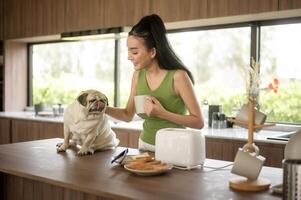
120, 38, 134, 107
260, 23, 301, 124
32, 40, 115, 106
30, 20, 301, 125
168, 27, 251, 116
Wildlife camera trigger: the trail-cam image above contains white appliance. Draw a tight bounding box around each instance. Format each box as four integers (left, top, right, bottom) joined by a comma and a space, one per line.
155, 128, 206, 169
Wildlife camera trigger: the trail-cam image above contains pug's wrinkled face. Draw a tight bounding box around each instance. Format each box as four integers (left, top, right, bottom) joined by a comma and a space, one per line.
77, 90, 108, 114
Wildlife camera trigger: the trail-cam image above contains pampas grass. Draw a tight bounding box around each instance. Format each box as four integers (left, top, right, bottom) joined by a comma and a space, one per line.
244, 57, 261, 103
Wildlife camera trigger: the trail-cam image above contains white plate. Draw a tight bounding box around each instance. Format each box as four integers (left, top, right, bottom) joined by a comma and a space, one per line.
124, 163, 173, 176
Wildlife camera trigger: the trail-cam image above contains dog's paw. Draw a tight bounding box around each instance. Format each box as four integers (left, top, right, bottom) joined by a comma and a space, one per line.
77, 148, 94, 156
57, 143, 69, 153
56, 142, 63, 148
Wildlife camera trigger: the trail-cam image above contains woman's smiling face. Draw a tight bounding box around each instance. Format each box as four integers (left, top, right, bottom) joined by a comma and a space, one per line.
127, 35, 155, 71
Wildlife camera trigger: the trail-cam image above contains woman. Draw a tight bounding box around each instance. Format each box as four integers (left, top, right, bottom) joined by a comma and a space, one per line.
106, 14, 204, 151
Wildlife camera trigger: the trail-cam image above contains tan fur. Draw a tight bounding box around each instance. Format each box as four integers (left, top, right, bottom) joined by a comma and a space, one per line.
56, 90, 119, 156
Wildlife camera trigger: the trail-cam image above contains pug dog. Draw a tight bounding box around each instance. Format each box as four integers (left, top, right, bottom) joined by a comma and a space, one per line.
56, 89, 119, 156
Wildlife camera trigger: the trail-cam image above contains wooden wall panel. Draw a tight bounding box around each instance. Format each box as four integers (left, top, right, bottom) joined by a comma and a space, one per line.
0, 0, 3, 40
2, 0, 301, 39
3, 0, 22, 39
208, 0, 278, 18
151, 0, 207, 23
279, 0, 301, 10
102, 0, 128, 28
4, 41, 27, 111
65, 0, 151, 32
4, 0, 65, 39
65, 0, 105, 32
123, 0, 152, 26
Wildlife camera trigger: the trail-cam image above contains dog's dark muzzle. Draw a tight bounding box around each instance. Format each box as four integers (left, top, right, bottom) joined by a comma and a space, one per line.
89, 99, 106, 113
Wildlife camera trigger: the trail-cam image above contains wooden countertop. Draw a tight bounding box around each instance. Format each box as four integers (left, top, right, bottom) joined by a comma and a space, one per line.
0, 138, 282, 200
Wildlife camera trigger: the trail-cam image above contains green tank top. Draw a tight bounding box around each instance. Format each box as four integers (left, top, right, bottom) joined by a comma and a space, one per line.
137, 69, 186, 145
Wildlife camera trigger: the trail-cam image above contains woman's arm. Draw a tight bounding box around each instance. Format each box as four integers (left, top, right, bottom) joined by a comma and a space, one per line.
105, 71, 138, 122
145, 70, 204, 129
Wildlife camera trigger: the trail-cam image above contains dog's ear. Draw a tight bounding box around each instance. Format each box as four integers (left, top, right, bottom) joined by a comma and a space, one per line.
77, 92, 88, 106
105, 95, 109, 106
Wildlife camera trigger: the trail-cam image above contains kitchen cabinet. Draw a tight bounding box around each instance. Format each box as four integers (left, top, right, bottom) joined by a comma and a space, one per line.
279, 0, 301, 10
3, 0, 65, 39
128, 130, 140, 148
0, 118, 10, 144
205, 137, 285, 168
113, 128, 141, 148
112, 128, 129, 147
9, 118, 138, 148
11, 119, 63, 143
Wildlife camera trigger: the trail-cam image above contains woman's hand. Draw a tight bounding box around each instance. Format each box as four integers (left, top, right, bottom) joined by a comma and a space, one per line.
144, 97, 165, 117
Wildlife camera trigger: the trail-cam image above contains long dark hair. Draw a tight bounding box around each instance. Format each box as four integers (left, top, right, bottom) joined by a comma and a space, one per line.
129, 14, 194, 84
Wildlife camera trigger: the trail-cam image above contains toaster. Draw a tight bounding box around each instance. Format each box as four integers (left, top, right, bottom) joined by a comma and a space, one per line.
155, 128, 206, 169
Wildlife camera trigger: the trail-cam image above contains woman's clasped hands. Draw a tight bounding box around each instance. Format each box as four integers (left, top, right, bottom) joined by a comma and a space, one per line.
144, 96, 165, 117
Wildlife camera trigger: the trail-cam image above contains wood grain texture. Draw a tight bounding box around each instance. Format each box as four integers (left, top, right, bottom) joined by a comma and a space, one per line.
64, 0, 151, 31
112, 128, 129, 147
65, 0, 105, 32
11, 119, 63, 143
0, 0, 3, 40
151, 0, 207, 22
4, 41, 27, 111
0, 118, 11, 144
1, 174, 110, 200
206, 137, 285, 168
208, 0, 278, 18
279, 0, 301, 10
4, 0, 65, 39
2, 0, 301, 39
128, 130, 140, 148
0, 138, 282, 200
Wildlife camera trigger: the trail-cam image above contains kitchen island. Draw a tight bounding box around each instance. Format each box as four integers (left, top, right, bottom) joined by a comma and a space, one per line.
0, 138, 282, 200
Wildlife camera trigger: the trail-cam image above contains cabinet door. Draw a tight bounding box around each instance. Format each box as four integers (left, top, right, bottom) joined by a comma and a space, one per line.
128, 130, 140, 148
256, 142, 285, 168
206, 137, 285, 168
0, 118, 11, 144
4, 0, 65, 39
12, 119, 63, 143
113, 128, 129, 147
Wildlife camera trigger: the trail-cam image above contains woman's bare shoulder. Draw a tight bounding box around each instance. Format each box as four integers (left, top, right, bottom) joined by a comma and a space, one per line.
173, 69, 189, 82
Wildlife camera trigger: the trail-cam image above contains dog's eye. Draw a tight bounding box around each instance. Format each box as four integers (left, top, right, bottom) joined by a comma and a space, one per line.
89, 99, 96, 103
